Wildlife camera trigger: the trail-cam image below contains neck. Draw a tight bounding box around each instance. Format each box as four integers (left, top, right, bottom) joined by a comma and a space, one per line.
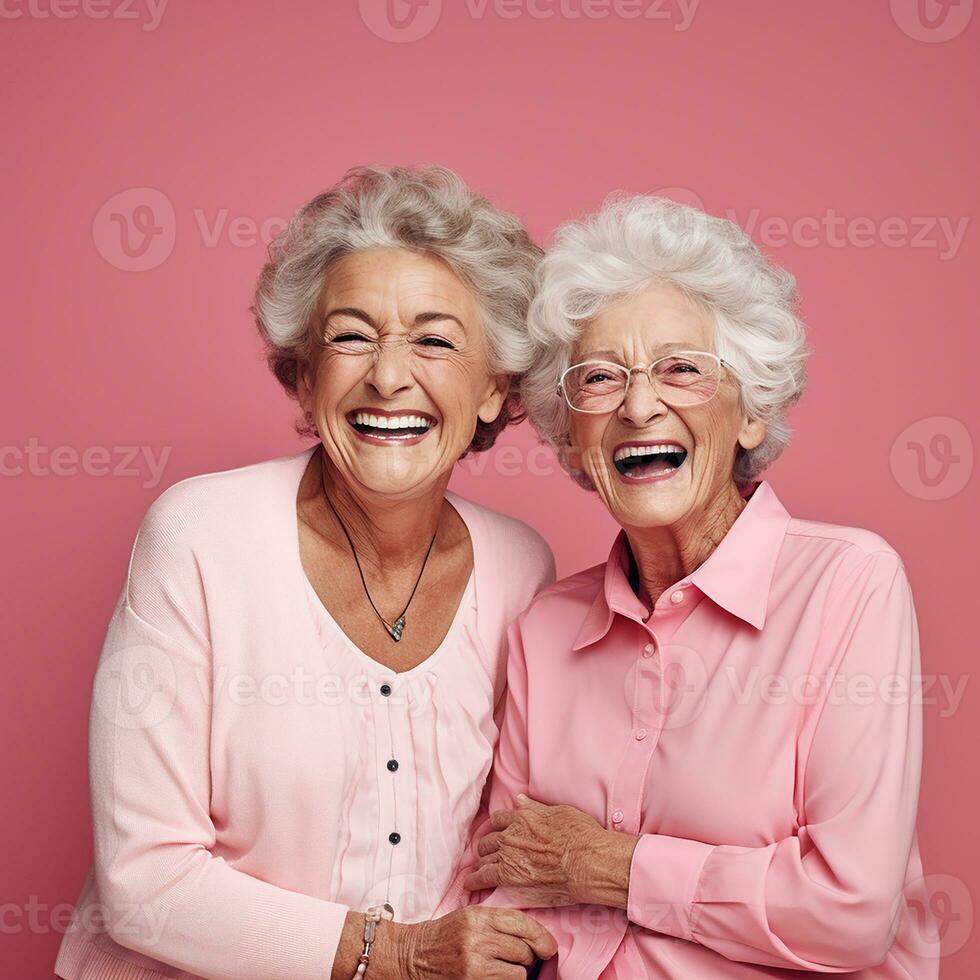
313, 446, 448, 574
626, 480, 747, 611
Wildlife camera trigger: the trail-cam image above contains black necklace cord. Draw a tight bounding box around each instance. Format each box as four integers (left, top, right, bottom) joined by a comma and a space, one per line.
318, 451, 439, 641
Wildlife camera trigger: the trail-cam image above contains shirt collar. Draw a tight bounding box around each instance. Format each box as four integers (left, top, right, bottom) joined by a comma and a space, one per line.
572, 480, 791, 650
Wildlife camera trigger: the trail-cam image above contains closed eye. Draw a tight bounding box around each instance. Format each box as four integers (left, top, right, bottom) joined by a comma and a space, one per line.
416, 336, 455, 349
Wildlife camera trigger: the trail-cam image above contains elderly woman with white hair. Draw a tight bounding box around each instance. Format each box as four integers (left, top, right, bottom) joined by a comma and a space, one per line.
462, 196, 938, 978
54, 166, 559, 980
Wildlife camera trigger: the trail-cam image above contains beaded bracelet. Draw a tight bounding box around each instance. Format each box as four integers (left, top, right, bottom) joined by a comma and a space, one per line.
352, 903, 394, 978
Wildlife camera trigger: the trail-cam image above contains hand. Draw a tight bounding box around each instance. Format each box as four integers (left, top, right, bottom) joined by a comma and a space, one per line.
461, 795, 639, 908
394, 906, 558, 980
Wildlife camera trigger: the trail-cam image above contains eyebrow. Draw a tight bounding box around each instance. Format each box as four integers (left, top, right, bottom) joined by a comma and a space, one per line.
575, 343, 697, 362
323, 308, 466, 330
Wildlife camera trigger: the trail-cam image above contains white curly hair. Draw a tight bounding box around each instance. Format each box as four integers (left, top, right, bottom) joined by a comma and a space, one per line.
252, 164, 542, 453
520, 194, 809, 489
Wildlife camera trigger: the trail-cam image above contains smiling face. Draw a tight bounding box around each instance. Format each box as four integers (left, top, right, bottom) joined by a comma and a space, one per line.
298, 248, 508, 499
566, 279, 765, 532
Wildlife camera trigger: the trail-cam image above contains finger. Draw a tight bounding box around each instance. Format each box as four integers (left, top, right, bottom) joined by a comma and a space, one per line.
483, 934, 536, 967
489, 808, 520, 831
482, 964, 527, 980
477, 831, 504, 856
516, 793, 547, 810
491, 909, 559, 960
462, 863, 502, 891
478, 849, 501, 867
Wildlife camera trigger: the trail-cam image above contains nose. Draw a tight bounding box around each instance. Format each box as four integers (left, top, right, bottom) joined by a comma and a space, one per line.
365, 340, 415, 399
618, 368, 668, 427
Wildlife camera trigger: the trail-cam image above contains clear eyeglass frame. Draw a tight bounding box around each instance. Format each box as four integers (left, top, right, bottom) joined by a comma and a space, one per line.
556, 349, 739, 414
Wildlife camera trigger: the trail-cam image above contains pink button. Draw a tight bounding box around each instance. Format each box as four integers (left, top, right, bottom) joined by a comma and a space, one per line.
642, 643, 655, 658
635, 728, 648, 741
612, 809, 624, 824
670, 589, 685, 604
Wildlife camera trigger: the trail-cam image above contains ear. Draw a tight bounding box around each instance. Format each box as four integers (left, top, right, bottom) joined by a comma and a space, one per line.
738, 416, 766, 452
477, 373, 511, 424
297, 359, 314, 414
559, 439, 585, 473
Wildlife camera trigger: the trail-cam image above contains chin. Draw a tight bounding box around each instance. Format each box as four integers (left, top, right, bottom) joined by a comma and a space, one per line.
618, 496, 692, 530
604, 468, 697, 529
344, 448, 446, 496
352, 456, 443, 495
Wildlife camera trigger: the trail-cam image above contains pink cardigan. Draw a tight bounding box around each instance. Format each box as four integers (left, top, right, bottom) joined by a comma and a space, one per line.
55, 446, 555, 980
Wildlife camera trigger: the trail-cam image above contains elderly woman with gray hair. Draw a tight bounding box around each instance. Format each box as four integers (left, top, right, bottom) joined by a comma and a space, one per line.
55, 166, 558, 980
462, 196, 938, 977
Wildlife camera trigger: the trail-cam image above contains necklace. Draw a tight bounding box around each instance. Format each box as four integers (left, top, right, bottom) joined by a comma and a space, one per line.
319, 461, 438, 643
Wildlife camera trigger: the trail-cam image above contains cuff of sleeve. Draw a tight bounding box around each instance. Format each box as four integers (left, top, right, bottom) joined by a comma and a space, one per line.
626, 833, 713, 941
242, 892, 348, 980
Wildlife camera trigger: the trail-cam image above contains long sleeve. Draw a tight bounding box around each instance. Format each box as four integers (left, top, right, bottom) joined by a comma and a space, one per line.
89, 489, 347, 980
626, 550, 923, 972
436, 541, 554, 916
469, 614, 536, 911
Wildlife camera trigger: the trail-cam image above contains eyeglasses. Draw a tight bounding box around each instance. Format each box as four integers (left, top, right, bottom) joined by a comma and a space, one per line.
557, 350, 737, 414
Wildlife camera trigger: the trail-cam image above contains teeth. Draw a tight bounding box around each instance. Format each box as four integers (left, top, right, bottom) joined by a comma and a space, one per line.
352, 412, 432, 430
613, 443, 685, 462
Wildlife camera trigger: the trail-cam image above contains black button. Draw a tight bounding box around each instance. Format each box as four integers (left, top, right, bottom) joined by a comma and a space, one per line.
380, 684, 392, 697
388, 832, 401, 845
387, 759, 399, 772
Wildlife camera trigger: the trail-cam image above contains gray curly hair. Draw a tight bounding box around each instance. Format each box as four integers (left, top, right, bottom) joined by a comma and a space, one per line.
252, 165, 542, 453
520, 194, 809, 488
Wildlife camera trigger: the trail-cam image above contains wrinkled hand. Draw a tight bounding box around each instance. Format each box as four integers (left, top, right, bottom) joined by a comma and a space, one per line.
397, 906, 557, 980
461, 795, 635, 908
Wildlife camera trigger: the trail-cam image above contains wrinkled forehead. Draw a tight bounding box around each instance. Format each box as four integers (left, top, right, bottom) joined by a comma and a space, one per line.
319, 248, 482, 330
571, 281, 715, 363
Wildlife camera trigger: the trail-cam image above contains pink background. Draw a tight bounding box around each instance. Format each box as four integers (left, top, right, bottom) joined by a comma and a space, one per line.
3, 1, 978, 975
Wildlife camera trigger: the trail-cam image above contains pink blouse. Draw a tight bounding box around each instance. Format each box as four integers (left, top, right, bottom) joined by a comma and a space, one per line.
474, 480, 939, 979
54, 445, 555, 980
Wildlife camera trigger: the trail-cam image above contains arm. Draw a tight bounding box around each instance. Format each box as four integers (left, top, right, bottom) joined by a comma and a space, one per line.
90, 494, 349, 979
441, 537, 556, 913
626, 550, 922, 971
462, 614, 541, 911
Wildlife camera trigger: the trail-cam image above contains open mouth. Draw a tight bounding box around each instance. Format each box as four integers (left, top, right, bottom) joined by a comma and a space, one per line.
613, 442, 689, 481
346, 410, 437, 443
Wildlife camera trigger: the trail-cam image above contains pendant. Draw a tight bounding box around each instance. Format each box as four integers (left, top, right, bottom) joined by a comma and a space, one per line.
388, 615, 405, 642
